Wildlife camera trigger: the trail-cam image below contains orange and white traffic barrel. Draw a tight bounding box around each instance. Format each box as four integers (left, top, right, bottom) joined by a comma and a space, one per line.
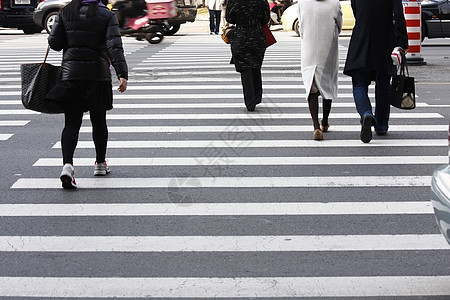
403, 0, 426, 65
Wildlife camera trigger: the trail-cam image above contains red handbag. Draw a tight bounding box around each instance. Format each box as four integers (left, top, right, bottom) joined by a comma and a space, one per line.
262, 24, 276, 47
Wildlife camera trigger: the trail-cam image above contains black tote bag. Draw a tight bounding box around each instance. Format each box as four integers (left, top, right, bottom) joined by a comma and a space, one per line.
21, 46, 64, 114
390, 52, 416, 110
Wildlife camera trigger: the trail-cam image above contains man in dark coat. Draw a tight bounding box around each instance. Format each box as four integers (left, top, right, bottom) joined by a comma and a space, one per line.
343, 0, 408, 143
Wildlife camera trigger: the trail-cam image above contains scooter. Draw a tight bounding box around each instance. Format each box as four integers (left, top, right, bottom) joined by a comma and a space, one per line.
120, 14, 165, 44
113, 0, 176, 44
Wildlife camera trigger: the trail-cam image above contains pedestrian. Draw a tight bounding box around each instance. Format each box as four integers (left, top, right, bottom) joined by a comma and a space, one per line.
47, 0, 128, 189
220, 0, 227, 32
225, 0, 270, 111
298, 0, 342, 140
343, 0, 408, 143
207, 0, 223, 35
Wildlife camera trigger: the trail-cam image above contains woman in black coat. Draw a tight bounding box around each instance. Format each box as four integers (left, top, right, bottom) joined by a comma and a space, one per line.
48, 0, 128, 188
225, 0, 270, 111
343, 0, 408, 143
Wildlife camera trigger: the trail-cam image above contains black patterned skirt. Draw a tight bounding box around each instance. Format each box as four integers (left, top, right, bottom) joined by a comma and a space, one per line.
46, 80, 113, 113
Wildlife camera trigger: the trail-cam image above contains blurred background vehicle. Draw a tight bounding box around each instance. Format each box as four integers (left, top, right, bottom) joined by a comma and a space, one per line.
33, 0, 197, 34
431, 124, 450, 246
269, 0, 292, 26
421, 0, 450, 40
33, 0, 69, 34
0, 0, 43, 33
280, 0, 354, 36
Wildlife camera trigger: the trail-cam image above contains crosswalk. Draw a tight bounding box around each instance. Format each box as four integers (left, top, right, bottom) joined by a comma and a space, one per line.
1, 31, 450, 298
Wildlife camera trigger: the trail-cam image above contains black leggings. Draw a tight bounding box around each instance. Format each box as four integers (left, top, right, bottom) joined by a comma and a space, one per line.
62, 110, 108, 165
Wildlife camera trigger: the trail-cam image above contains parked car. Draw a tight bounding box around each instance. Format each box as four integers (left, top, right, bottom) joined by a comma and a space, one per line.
0, 0, 43, 33
422, 0, 450, 40
280, 0, 354, 36
33, 0, 197, 34
431, 124, 450, 245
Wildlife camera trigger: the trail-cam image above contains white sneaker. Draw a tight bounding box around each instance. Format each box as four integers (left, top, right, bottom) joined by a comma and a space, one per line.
94, 161, 110, 176
60, 163, 77, 189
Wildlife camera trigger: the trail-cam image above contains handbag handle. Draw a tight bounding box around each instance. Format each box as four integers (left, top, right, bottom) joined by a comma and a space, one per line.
400, 51, 409, 77
43, 45, 51, 69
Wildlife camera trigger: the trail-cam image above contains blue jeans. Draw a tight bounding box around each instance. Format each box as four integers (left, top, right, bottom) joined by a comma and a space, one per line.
209, 10, 221, 33
351, 68, 391, 133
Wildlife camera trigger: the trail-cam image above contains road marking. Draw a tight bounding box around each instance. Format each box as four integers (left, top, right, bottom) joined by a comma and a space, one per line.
85, 113, 442, 120
131, 70, 304, 76
112, 102, 378, 108
34, 156, 448, 166
0, 109, 38, 115
0, 234, 447, 252
113, 93, 375, 99
0, 202, 433, 216
124, 84, 356, 90
11, 176, 432, 189
0, 100, 21, 105
0, 134, 13, 140
5, 275, 450, 297
111, 102, 435, 108
126, 76, 354, 82
134, 64, 304, 70
52, 139, 448, 149
0, 85, 20, 89
2, 276, 450, 297
0, 120, 29, 126
78, 125, 448, 133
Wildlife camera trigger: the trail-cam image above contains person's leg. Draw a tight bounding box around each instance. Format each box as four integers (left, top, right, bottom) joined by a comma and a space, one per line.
351, 68, 375, 143
89, 109, 108, 164
351, 68, 374, 121
240, 69, 256, 111
61, 110, 84, 165
214, 10, 221, 34
252, 68, 263, 105
209, 10, 215, 34
60, 110, 83, 188
308, 92, 320, 131
374, 72, 391, 134
321, 99, 332, 132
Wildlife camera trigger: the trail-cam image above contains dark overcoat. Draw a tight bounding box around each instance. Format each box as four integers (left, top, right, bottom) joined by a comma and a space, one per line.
225, 0, 270, 72
343, 0, 408, 78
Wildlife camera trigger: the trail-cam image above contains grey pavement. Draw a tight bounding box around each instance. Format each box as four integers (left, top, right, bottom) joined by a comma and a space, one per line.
0, 24, 449, 299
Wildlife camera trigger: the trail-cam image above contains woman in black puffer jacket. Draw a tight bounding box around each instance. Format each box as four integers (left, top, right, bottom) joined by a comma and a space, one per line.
48, 0, 128, 189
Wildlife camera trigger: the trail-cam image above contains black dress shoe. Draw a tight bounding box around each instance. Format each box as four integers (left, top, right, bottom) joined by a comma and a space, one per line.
247, 106, 255, 112
360, 115, 375, 143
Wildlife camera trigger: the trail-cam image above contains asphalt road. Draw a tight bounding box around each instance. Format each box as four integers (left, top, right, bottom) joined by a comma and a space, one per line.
0, 25, 449, 298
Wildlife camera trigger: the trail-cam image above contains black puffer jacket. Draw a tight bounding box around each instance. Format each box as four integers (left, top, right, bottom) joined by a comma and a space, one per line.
48, 5, 128, 82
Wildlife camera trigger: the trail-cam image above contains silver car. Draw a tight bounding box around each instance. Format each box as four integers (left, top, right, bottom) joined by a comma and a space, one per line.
431, 124, 450, 245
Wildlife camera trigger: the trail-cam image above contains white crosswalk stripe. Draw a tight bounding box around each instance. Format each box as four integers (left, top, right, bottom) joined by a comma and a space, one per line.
1, 30, 449, 299
2, 276, 450, 298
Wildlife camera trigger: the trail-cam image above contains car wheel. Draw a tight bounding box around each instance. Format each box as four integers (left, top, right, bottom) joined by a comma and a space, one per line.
293, 19, 299, 37
162, 24, 181, 36
45, 11, 59, 34
22, 25, 43, 34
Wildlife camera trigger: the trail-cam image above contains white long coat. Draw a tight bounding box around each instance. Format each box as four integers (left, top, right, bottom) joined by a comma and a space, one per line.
298, 0, 342, 100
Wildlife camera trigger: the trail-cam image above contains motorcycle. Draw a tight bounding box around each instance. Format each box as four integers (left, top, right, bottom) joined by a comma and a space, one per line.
112, 0, 177, 44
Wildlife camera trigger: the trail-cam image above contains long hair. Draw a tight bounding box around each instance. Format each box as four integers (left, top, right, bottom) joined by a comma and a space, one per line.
61, 0, 99, 21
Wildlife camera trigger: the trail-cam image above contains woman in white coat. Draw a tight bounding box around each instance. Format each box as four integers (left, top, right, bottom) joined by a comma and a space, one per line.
206, 0, 224, 34
298, 0, 342, 140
